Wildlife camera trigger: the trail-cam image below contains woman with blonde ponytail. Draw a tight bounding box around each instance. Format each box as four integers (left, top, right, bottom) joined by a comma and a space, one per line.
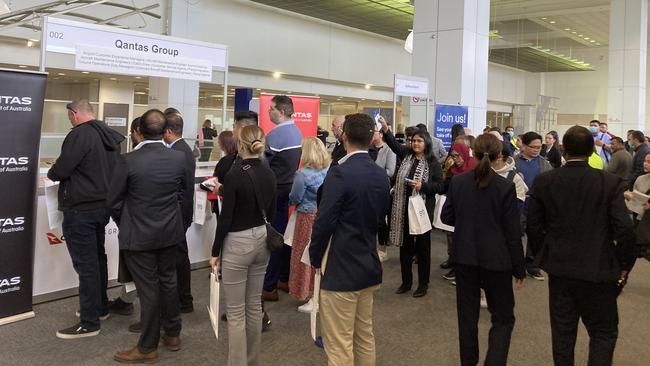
210, 125, 277, 366
440, 133, 526, 366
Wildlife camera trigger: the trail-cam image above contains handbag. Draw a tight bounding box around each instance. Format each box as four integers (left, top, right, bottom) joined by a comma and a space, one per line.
408, 194, 432, 235
432, 194, 454, 232
243, 164, 285, 252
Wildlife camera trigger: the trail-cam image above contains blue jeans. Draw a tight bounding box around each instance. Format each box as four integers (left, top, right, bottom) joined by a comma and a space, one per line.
263, 186, 291, 292
62, 208, 110, 330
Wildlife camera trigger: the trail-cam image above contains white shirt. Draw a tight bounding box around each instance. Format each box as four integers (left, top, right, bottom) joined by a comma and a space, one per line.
338, 150, 368, 165
166, 137, 182, 148
134, 139, 166, 151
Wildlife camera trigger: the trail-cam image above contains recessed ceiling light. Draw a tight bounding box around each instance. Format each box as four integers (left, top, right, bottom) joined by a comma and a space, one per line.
365, 84, 371, 89
135, 76, 142, 79
256, 88, 261, 91
549, 20, 556, 24
272, 72, 281, 79
584, 37, 590, 40
57, 72, 65, 76
578, 34, 583, 37
26, 40, 34, 47
109, 77, 117, 81
135, 91, 146, 95
81, 71, 90, 74
571, 31, 577, 34
541, 17, 547, 20
590, 40, 596, 43
596, 42, 601, 45
53, 77, 59, 80
18, 65, 27, 68
564, 28, 571, 31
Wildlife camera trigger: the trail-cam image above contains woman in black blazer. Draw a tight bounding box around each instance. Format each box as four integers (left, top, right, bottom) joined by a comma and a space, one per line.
441, 133, 526, 366
541, 130, 562, 168
380, 118, 446, 297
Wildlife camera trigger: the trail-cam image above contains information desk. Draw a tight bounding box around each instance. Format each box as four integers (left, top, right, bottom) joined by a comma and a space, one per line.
33, 163, 217, 303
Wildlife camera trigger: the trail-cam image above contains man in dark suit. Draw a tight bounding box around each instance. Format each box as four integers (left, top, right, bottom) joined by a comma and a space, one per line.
527, 125, 637, 366
330, 115, 346, 166
110, 109, 189, 364
163, 111, 195, 313
310, 113, 390, 366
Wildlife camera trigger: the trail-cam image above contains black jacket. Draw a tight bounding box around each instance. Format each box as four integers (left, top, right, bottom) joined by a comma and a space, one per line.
330, 140, 347, 167
441, 171, 525, 278
631, 144, 649, 188
108, 142, 189, 251
526, 160, 637, 282
383, 129, 447, 221
541, 145, 562, 169
170, 138, 196, 229
310, 153, 390, 291
47, 120, 124, 211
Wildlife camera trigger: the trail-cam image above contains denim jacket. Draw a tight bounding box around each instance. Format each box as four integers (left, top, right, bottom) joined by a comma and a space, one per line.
289, 167, 328, 213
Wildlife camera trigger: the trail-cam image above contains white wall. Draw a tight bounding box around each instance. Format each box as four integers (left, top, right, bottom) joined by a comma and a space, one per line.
199, 0, 410, 88
487, 63, 540, 106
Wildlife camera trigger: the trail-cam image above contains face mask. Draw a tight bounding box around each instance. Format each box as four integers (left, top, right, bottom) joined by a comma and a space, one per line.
507, 131, 514, 137
589, 126, 598, 134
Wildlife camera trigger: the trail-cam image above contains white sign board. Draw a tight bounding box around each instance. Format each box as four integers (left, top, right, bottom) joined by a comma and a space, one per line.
105, 117, 127, 127
75, 44, 213, 82
394, 74, 429, 97
44, 17, 227, 79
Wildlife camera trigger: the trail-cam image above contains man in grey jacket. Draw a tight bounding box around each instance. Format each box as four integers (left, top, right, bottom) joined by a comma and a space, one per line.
416, 123, 447, 162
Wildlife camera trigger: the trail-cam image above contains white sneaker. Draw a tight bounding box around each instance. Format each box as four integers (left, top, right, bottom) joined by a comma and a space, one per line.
480, 291, 488, 309
298, 299, 314, 314
378, 250, 388, 262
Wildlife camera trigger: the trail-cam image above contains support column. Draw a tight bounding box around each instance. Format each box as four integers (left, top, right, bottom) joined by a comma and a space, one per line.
411, 0, 489, 134
148, 0, 202, 140
607, 0, 647, 135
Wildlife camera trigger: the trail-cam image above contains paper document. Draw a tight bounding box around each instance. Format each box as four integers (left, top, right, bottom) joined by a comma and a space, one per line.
124, 282, 136, 293
626, 190, 650, 215
194, 191, 208, 225
44, 183, 63, 230
284, 210, 297, 246
311, 272, 321, 341
207, 269, 220, 340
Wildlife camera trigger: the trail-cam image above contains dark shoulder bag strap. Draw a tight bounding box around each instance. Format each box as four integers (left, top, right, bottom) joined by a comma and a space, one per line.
506, 170, 517, 182
242, 164, 269, 224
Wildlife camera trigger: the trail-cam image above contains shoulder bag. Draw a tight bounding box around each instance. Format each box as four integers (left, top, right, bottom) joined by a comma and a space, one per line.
242, 164, 284, 252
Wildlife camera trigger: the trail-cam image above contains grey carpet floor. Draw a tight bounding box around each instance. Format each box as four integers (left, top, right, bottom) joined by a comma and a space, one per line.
1, 230, 648, 365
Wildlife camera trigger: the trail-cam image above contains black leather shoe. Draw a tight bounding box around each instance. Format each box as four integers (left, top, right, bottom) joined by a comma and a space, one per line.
395, 285, 411, 294
262, 311, 271, 332
413, 286, 428, 298
440, 260, 452, 270
128, 321, 141, 333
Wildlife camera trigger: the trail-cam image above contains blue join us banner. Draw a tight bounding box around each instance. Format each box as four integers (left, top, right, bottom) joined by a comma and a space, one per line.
434, 104, 468, 150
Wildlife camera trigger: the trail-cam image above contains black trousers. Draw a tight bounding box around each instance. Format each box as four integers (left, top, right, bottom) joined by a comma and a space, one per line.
455, 265, 515, 366
125, 245, 182, 353
176, 232, 193, 310
399, 229, 431, 287
548, 276, 619, 366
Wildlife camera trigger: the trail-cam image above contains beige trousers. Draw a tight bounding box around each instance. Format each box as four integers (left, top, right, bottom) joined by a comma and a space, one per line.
319, 285, 380, 366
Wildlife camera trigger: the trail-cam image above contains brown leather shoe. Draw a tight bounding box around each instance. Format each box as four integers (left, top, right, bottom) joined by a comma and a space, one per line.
160, 332, 181, 351
261, 289, 278, 302
113, 347, 158, 364
277, 281, 289, 293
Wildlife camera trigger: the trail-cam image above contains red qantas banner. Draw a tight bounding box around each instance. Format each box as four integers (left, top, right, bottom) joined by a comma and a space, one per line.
259, 94, 319, 138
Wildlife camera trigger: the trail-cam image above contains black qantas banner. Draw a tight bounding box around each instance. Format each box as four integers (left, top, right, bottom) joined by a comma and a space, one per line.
0, 69, 46, 324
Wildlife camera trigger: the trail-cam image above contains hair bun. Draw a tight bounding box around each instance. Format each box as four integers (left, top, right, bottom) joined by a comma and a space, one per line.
251, 140, 265, 154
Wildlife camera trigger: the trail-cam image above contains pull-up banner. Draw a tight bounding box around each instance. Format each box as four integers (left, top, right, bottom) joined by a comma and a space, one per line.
259, 94, 319, 138
0, 69, 46, 325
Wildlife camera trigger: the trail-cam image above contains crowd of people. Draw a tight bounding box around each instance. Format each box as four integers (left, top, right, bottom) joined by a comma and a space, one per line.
47, 97, 649, 366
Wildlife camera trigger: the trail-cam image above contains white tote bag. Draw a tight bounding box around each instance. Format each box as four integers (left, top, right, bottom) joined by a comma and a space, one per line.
206, 268, 220, 340
283, 210, 298, 246
408, 194, 432, 235
432, 194, 454, 232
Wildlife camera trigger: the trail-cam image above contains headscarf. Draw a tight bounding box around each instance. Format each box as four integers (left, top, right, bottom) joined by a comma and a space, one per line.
449, 142, 476, 176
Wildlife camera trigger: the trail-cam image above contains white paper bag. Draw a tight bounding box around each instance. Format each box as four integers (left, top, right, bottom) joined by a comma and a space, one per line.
207, 268, 220, 340
408, 194, 432, 235
626, 190, 650, 215
45, 183, 63, 230
194, 191, 208, 226
283, 210, 298, 246
311, 272, 321, 341
300, 240, 311, 266
432, 194, 454, 232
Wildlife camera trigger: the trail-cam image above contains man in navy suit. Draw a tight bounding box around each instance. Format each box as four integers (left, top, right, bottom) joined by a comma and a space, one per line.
310, 113, 390, 366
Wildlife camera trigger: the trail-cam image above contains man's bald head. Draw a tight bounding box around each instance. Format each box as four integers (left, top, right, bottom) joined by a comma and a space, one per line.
140, 109, 166, 140
331, 115, 345, 140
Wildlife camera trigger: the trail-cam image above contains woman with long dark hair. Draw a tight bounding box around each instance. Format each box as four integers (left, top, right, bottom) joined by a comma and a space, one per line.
441, 133, 526, 366
380, 118, 446, 297
541, 130, 562, 168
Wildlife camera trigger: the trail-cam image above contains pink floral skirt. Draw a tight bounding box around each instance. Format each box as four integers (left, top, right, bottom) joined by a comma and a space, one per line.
289, 211, 316, 301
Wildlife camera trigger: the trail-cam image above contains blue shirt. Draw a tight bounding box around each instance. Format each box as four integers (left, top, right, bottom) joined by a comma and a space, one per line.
517, 155, 541, 191
289, 167, 328, 213
594, 132, 612, 164
265, 120, 303, 187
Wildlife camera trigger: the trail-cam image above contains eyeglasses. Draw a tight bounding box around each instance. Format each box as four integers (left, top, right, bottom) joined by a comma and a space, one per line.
527, 145, 542, 150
